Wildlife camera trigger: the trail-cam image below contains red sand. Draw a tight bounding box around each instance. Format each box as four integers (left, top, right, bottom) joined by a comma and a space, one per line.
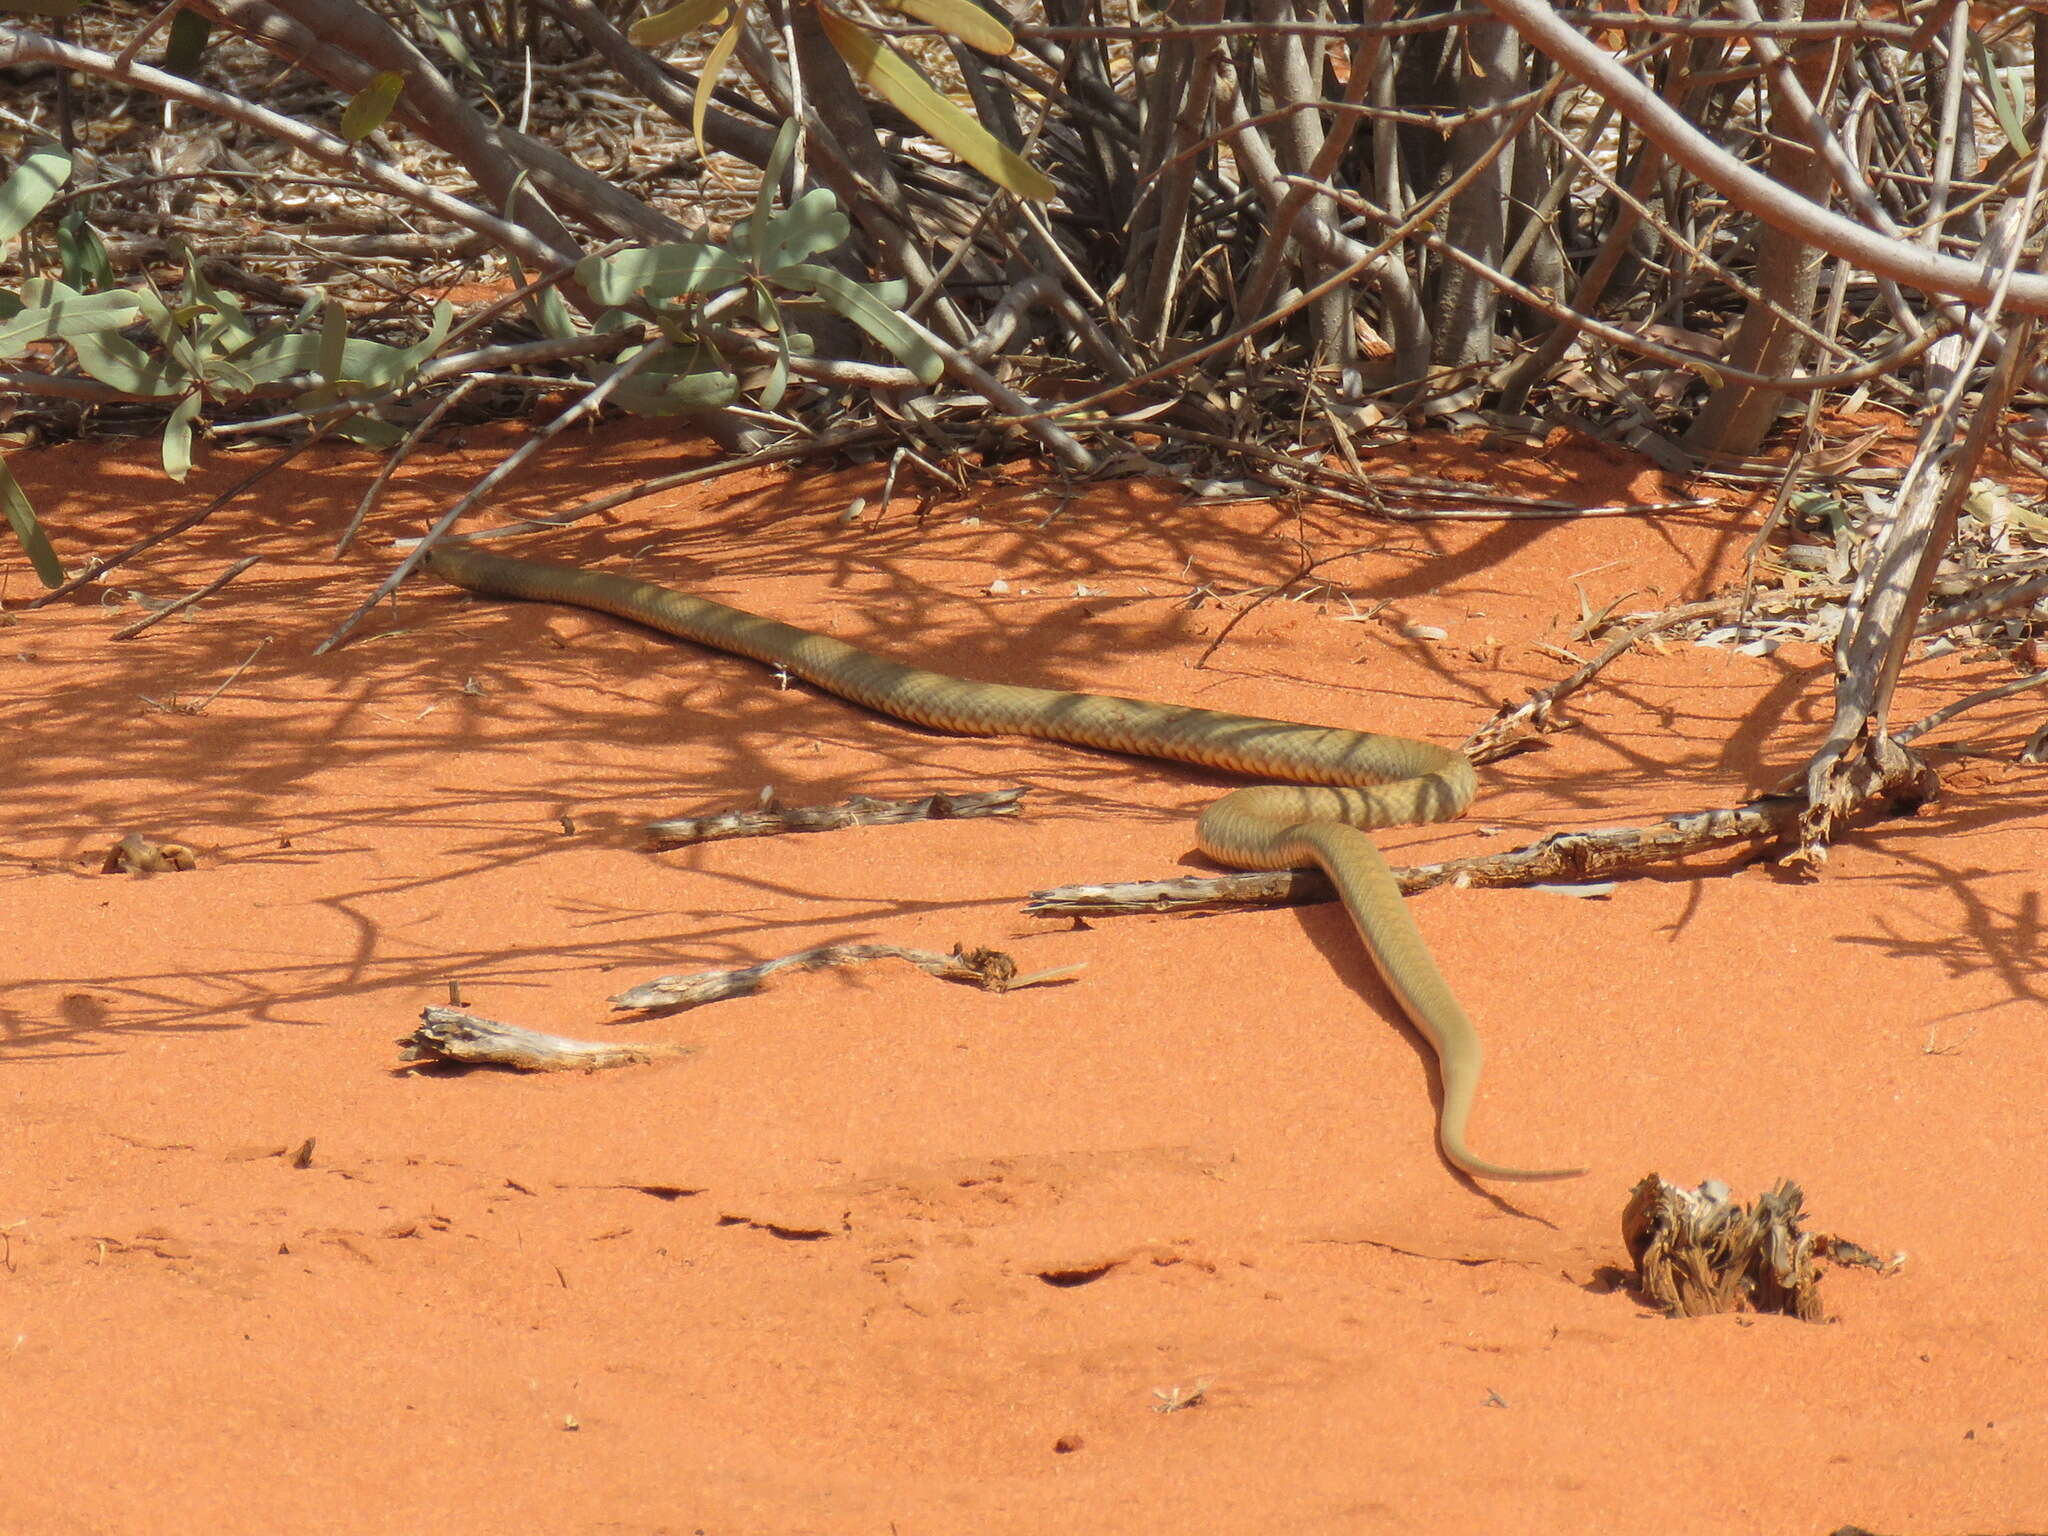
4, 421, 2046, 1533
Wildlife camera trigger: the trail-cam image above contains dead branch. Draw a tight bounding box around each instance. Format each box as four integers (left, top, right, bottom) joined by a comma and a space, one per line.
609, 942, 1082, 1012
1484, 0, 2048, 311
0, 29, 570, 270
109, 555, 260, 639
646, 787, 1027, 847
1025, 747, 1939, 918
398, 1006, 690, 1071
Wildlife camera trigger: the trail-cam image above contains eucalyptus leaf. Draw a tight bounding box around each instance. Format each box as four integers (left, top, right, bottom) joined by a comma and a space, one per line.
815, 10, 1053, 201
781, 262, 944, 383
341, 72, 406, 142
161, 391, 202, 482
761, 188, 851, 273
751, 121, 800, 270
578, 243, 745, 304
181, 264, 254, 352
57, 210, 114, 292
611, 367, 740, 415
629, 0, 728, 47
1969, 32, 2031, 151
605, 344, 739, 414
325, 410, 408, 448
66, 325, 190, 396
0, 289, 142, 359
406, 0, 480, 79
755, 288, 789, 410
882, 0, 1013, 55
162, 7, 212, 76
533, 282, 580, 341
0, 453, 63, 588
693, 16, 742, 168
317, 299, 348, 384
0, 143, 72, 245
382, 299, 455, 381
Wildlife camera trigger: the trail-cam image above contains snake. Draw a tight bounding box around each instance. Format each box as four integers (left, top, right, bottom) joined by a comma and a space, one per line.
427, 542, 1584, 1183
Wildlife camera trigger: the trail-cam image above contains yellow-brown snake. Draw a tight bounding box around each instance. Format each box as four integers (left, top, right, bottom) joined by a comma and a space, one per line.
428, 543, 1584, 1182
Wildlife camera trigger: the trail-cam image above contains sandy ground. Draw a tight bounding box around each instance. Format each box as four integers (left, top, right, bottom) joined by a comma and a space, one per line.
4, 420, 2046, 1534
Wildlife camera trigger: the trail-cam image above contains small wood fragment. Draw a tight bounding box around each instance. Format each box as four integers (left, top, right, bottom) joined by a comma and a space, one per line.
610, 941, 1082, 1012
100, 833, 198, 875
398, 1006, 691, 1072
646, 787, 1027, 847
1621, 1174, 1891, 1322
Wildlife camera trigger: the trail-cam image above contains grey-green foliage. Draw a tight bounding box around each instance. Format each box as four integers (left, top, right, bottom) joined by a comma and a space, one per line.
566, 123, 943, 416
0, 123, 942, 586
0, 141, 91, 586
1, 144, 456, 582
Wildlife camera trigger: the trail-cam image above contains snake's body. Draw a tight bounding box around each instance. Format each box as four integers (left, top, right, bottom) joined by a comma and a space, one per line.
428, 544, 1582, 1182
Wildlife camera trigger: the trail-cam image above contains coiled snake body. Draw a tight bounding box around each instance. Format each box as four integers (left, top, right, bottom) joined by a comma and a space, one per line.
429, 544, 1583, 1183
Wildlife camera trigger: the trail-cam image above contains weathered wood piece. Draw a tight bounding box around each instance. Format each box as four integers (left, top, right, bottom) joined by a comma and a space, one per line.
646, 787, 1027, 847
398, 1006, 691, 1072
610, 942, 1081, 1012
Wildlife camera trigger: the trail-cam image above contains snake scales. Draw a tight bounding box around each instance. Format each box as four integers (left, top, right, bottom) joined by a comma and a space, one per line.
428, 543, 1583, 1183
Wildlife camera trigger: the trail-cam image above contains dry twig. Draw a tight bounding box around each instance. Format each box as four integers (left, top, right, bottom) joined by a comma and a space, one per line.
646, 787, 1027, 847
610, 942, 1082, 1012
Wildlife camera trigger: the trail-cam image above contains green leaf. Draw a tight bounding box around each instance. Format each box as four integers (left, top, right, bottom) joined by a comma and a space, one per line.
379, 298, 455, 382
605, 343, 738, 415
56, 210, 114, 292
0, 143, 72, 245
533, 282, 580, 340
321, 408, 408, 448
162, 8, 213, 77
882, 0, 1013, 55
179, 262, 254, 353
70, 327, 191, 395
751, 120, 800, 269
406, 0, 481, 79
577, 243, 746, 304
629, 0, 729, 47
779, 261, 944, 383
760, 188, 850, 273
815, 10, 1053, 200
317, 299, 348, 384
226, 300, 449, 392
341, 71, 406, 142
693, 15, 742, 169
754, 288, 789, 410
162, 391, 202, 482
1969, 32, 2031, 152
0, 453, 63, 588
0, 288, 142, 360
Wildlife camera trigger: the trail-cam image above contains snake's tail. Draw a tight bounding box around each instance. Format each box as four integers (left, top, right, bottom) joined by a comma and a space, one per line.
1437, 1107, 1590, 1183
1295, 825, 1588, 1184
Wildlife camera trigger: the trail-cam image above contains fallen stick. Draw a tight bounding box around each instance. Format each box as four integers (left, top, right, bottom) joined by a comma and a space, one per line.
1026, 744, 1939, 917
646, 787, 1026, 847
1025, 799, 1804, 915
398, 1006, 692, 1071
110, 555, 261, 639
611, 941, 1083, 1012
